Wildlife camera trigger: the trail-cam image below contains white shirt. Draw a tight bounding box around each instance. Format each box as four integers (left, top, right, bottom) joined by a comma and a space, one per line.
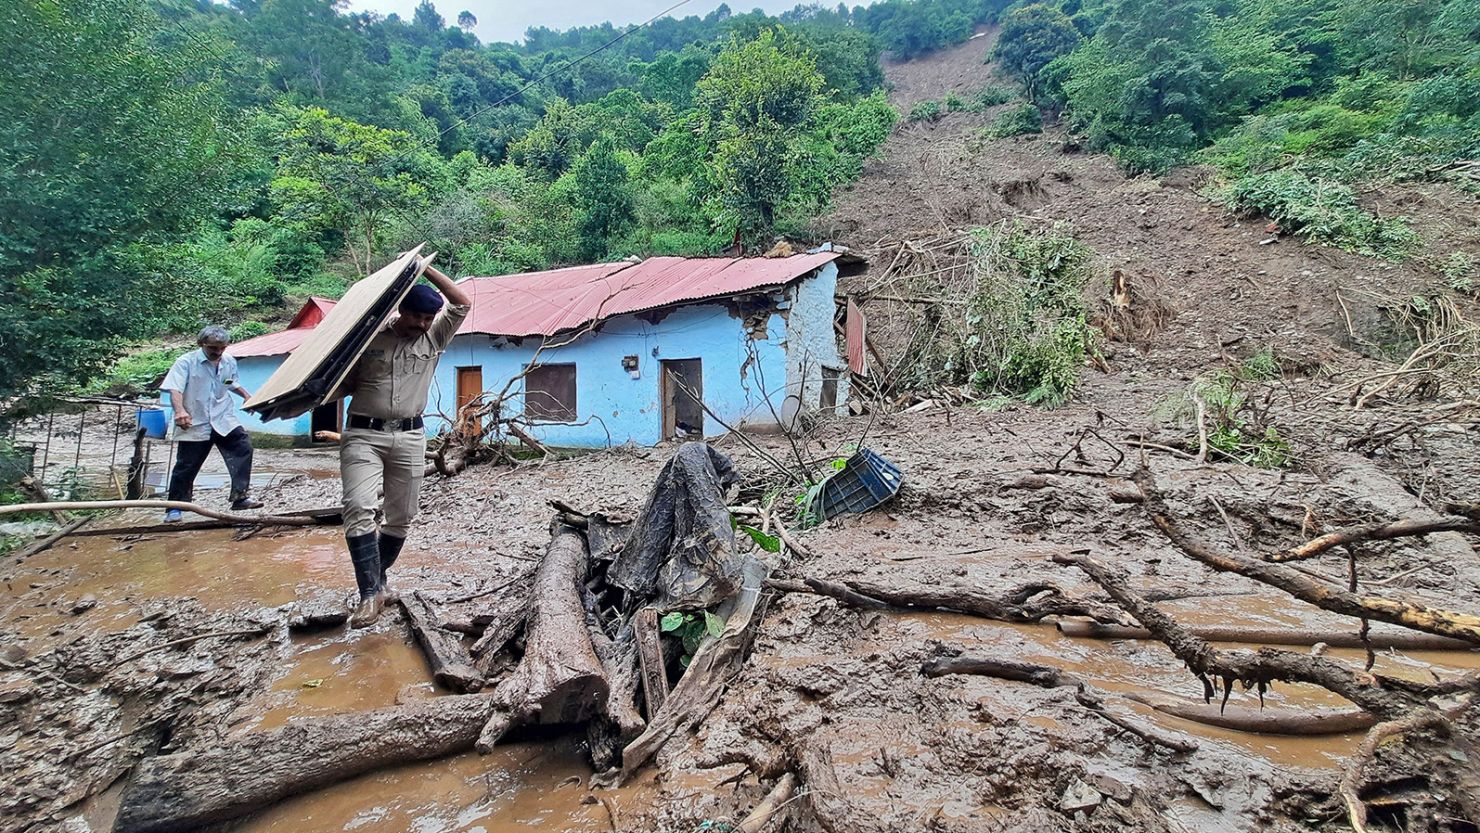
161, 350, 243, 441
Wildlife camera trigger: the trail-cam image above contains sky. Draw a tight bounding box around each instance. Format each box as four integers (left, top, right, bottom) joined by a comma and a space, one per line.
344, 0, 823, 45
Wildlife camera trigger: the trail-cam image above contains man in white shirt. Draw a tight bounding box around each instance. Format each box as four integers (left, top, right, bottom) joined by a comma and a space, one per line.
160, 325, 263, 521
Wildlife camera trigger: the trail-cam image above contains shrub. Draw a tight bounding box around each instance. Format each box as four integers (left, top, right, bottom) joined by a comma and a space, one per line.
229, 321, 271, 342
1219, 169, 1419, 260
1164, 352, 1294, 469
944, 92, 966, 112
973, 84, 1016, 109
965, 222, 1097, 406
1441, 252, 1474, 295
987, 103, 1043, 138
909, 99, 943, 123
83, 346, 180, 395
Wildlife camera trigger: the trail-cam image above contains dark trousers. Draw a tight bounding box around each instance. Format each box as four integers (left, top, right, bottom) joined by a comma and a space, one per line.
167, 427, 254, 503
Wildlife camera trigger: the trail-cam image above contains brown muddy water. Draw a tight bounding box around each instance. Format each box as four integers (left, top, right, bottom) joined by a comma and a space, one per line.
6, 525, 1479, 830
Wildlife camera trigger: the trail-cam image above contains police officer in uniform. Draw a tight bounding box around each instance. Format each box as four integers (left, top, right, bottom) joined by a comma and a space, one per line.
339, 267, 471, 627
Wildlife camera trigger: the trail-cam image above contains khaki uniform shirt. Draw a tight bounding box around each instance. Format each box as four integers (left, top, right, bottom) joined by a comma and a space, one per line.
346, 303, 469, 420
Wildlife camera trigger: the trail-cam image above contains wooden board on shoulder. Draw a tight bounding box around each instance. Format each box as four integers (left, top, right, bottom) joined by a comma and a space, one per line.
245, 246, 430, 421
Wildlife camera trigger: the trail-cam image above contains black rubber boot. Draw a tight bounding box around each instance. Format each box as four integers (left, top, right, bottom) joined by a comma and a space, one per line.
378, 534, 406, 603
346, 532, 383, 628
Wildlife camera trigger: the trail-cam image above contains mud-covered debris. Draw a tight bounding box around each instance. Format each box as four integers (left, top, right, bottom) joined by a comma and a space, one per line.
287, 593, 350, 631
0, 677, 38, 704
1060, 777, 1103, 814
70, 595, 97, 614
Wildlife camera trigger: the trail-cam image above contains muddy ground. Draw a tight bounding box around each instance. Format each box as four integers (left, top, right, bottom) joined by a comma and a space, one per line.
4, 27, 1480, 833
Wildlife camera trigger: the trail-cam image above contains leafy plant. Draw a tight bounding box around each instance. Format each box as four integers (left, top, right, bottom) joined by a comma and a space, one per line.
660, 610, 726, 667
972, 85, 1017, 110
909, 99, 943, 123
964, 222, 1097, 406
1441, 252, 1474, 295
731, 513, 782, 553
1165, 350, 1294, 468
944, 92, 966, 112
987, 103, 1044, 138
1218, 169, 1420, 260
83, 346, 181, 396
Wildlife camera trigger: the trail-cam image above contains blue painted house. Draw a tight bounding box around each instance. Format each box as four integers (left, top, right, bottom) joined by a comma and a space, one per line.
227, 253, 856, 448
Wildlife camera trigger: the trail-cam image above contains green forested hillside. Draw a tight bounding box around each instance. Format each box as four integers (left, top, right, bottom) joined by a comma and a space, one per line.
2, 0, 1475, 405
991, 0, 1478, 257
8, 0, 998, 401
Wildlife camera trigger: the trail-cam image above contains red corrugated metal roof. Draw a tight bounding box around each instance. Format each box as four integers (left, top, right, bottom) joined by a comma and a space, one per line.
460, 253, 839, 338
231, 254, 838, 357
230, 297, 338, 358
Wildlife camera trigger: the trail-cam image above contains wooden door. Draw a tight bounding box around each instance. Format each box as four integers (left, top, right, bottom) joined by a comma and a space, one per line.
456, 366, 483, 431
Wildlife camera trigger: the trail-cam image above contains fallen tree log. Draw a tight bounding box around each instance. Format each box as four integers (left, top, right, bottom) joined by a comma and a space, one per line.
0, 499, 317, 527
468, 588, 528, 662
10, 516, 91, 559
736, 772, 798, 833
401, 591, 483, 693
584, 592, 645, 771
114, 694, 495, 833
921, 656, 1072, 687
1056, 619, 1476, 652
796, 739, 892, 833
1135, 469, 1480, 646
1273, 516, 1480, 563
768, 572, 1129, 625
1125, 692, 1376, 736
476, 524, 609, 751
634, 607, 669, 718
620, 556, 769, 782
1053, 550, 1434, 719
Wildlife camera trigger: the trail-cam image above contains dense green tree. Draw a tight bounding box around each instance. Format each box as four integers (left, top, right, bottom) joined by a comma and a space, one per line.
271, 106, 446, 275
0, 0, 241, 403
571, 139, 637, 260
993, 4, 1082, 101
696, 29, 826, 238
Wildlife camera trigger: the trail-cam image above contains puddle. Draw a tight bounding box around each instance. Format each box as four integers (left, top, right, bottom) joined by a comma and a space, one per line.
241, 629, 436, 734
2, 524, 639, 833
1, 528, 353, 655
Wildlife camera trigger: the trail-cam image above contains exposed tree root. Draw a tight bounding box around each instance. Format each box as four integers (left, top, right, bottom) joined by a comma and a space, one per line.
735, 772, 798, 833
1056, 618, 1475, 651
1052, 550, 1430, 719
1125, 692, 1376, 735
1338, 709, 1453, 833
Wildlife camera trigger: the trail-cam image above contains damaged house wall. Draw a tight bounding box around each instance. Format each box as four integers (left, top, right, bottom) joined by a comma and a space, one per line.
424, 261, 845, 448
781, 261, 848, 423
212, 260, 848, 447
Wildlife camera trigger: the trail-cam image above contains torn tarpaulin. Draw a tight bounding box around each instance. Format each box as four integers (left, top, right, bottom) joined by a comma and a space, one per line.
608, 443, 741, 610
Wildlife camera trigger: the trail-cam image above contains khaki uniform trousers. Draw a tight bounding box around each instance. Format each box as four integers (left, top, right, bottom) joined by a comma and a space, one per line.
340, 427, 426, 538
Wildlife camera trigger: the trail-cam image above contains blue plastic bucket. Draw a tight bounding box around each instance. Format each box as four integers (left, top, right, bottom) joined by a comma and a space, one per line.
138, 408, 167, 439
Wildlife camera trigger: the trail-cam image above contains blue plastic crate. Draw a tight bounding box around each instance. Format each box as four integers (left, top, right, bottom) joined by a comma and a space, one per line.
817, 448, 903, 521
